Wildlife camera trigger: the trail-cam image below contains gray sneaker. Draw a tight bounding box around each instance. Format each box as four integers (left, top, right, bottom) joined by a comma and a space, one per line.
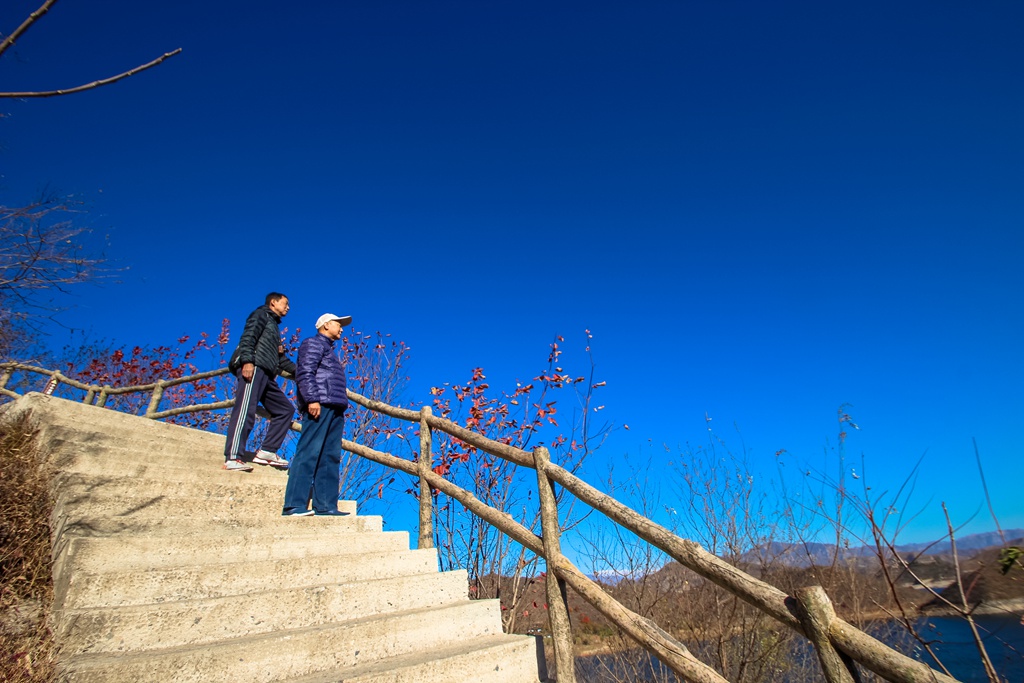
253, 451, 289, 468
222, 459, 254, 472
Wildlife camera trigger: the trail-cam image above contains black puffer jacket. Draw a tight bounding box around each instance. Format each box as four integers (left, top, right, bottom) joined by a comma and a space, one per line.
228, 305, 296, 378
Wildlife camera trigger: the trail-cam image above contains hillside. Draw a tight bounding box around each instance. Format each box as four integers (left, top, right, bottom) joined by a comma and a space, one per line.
917, 541, 1024, 614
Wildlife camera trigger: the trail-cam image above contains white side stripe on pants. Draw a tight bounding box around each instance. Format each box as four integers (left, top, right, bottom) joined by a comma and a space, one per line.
228, 373, 256, 458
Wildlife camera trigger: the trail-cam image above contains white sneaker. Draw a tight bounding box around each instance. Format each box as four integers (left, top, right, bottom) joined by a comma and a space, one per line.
223, 459, 254, 472
252, 451, 289, 468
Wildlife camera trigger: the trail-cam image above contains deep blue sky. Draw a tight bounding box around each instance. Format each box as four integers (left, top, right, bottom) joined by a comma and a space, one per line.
3, 1, 1022, 543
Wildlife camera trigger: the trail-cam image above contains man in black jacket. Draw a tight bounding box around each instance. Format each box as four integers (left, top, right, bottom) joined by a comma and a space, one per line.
223, 292, 296, 471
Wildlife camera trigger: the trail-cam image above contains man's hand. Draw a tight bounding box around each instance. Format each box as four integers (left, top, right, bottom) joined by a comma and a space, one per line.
241, 363, 255, 381
307, 402, 321, 419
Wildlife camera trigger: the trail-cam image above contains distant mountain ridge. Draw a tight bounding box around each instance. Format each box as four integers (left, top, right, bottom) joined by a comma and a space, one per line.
892, 530, 1023, 557
742, 529, 1024, 567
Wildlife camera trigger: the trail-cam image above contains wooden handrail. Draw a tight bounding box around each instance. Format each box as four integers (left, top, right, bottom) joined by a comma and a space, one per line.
0, 361, 963, 683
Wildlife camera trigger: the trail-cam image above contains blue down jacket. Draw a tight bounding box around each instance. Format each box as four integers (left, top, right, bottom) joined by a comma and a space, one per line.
295, 332, 348, 412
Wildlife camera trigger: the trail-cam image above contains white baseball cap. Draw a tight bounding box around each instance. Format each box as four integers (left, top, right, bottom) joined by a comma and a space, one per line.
315, 313, 353, 329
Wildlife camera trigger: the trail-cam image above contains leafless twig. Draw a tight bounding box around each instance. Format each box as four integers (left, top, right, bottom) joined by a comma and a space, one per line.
0, 0, 182, 99
0, 0, 57, 59
0, 198, 104, 295
0, 49, 182, 98
943, 503, 1000, 683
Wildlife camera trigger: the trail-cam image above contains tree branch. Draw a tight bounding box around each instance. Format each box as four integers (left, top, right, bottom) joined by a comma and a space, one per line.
0, 48, 182, 98
0, 0, 58, 60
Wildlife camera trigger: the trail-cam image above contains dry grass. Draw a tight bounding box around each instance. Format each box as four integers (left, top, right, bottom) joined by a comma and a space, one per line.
0, 410, 56, 682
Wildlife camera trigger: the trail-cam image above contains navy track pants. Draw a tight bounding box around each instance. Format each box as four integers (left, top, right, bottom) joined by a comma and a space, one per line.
223, 367, 294, 459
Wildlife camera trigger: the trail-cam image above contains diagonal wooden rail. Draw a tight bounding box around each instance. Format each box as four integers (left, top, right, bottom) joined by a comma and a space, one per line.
0, 362, 962, 683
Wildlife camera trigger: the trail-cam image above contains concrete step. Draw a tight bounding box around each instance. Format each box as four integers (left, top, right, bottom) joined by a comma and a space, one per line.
52, 502, 372, 541
53, 454, 291, 484
52, 481, 296, 518
61, 600, 510, 683
41, 440, 293, 487
41, 423, 232, 449
58, 527, 405, 573
6, 389, 200, 428
56, 472, 289, 502
11, 395, 270, 469
48, 511, 380, 548
60, 548, 440, 609
59, 569, 472, 654
16, 398, 233, 448
41, 433, 283, 477
291, 634, 544, 683
38, 420, 227, 448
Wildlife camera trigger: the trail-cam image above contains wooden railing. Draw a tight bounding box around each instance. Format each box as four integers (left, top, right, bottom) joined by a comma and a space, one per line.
0, 362, 237, 420
0, 362, 961, 683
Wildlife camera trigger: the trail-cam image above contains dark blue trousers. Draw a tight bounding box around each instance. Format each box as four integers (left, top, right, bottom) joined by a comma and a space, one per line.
223, 367, 294, 459
282, 405, 345, 513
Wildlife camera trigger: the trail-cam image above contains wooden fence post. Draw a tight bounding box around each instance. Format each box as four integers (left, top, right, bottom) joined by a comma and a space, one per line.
534, 446, 575, 683
96, 385, 111, 407
795, 586, 861, 683
145, 381, 166, 417
83, 388, 96, 404
42, 372, 61, 395
0, 366, 11, 391
417, 406, 434, 550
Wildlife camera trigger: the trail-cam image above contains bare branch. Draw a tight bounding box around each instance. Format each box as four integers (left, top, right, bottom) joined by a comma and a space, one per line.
0, 196, 114, 357
943, 504, 1001, 683
974, 437, 1006, 545
0, 0, 58, 59
0, 199, 103, 293
0, 48, 182, 99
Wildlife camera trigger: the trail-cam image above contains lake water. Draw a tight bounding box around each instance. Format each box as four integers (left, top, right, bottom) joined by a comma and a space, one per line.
912, 615, 1024, 683
576, 615, 1024, 682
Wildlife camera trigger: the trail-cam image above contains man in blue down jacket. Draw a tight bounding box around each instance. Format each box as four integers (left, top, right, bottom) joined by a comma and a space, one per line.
223, 292, 296, 471
282, 312, 353, 516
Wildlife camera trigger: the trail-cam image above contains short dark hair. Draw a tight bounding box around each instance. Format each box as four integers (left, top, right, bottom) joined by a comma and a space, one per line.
265, 292, 288, 305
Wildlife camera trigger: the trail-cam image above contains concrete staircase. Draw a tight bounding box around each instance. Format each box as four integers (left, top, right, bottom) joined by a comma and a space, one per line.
2, 393, 546, 683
